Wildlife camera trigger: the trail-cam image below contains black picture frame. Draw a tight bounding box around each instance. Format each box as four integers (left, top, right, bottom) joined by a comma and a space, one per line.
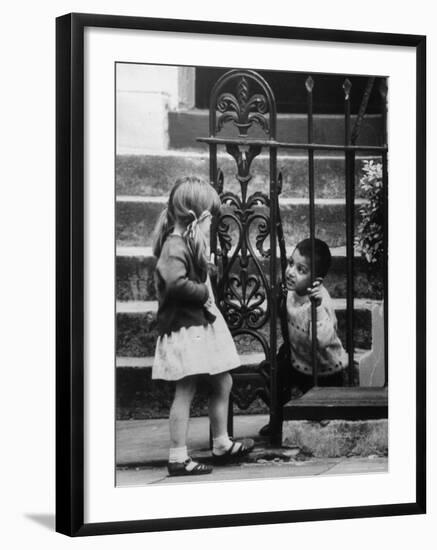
56, 12, 426, 537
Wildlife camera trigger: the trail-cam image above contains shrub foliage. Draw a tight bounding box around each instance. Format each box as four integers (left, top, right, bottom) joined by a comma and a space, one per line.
355, 160, 384, 269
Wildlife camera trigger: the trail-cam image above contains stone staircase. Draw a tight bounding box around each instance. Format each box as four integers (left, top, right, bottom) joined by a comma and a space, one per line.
115, 112, 385, 420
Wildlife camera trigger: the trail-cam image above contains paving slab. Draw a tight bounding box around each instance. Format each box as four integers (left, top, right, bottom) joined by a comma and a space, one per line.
116, 457, 387, 487
326, 456, 388, 474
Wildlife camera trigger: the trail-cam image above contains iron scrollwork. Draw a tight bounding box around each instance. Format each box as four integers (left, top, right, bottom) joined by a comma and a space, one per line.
217, 188, 271, 332
209, 70, 278, 411
216, 76, 270, 136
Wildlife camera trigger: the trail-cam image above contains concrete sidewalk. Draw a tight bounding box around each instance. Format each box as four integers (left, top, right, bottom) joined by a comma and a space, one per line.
116, 414, 271, 466
117, 456, 388, 486
116, 414, 388, 486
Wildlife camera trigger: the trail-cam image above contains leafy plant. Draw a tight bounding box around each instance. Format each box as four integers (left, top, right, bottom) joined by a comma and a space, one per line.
355, 160, 384, 268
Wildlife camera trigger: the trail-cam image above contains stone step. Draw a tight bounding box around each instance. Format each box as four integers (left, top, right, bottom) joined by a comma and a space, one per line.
116, 365, 269, 420
116, 352, 267, 369
115, 298, 378, 357
116, 246, 382, 302
115, 349, 371, 420
116, 347, 368, 369
116, 151, 379, 199
168, 110, 383, 150
282, 417, 388, 456
116, 196, 364, 249
283, 386, 388, 421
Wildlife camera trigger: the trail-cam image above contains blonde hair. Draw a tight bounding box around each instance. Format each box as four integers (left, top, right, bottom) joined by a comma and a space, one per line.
152, 176, 221, 277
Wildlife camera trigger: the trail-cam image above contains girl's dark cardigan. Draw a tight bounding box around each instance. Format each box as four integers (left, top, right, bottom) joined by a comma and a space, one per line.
154, 235, 213, 337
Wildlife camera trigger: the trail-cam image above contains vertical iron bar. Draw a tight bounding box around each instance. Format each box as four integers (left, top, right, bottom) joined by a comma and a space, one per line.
276, 172, 292, 377
227, 395, 234, 438
343, 79, 355, 386
276, 173, 288, 281
382, 151, 388, 388
209, 143, 217, 189
346, 160, 356, 386
380, 78, 389, 387
209, 145, 219, 263
269, 145, 280, 446
209, 142, 218, 448
306, 77, 318, 388
351, 77, 375, 145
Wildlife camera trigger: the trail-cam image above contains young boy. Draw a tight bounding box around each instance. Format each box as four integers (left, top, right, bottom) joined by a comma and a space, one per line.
260, 238, 348, 436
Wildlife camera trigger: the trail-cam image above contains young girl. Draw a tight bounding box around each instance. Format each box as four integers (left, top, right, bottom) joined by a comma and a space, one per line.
152, 176, 254, 476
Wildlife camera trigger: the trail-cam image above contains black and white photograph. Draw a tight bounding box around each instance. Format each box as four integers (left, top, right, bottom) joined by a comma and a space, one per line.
2, 0, 434, 546
53, 12, 425, 537
115, 63, 389, 486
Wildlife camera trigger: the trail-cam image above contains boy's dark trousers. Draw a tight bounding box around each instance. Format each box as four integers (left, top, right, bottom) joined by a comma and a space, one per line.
260, 344, 345, 436
269, 343, 345, 406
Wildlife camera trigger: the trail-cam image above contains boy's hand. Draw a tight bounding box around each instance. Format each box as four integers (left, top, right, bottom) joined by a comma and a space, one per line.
204, 295, 214, 310
308, 278, 323, 307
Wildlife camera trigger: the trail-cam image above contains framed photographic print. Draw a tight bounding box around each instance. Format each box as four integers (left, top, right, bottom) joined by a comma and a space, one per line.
56, 12, 426, 536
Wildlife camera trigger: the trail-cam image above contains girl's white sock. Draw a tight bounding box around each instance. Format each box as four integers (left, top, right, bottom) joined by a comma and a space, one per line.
169, 446, 199, 472
212, 434, 233, 455
169, 446, 189, 463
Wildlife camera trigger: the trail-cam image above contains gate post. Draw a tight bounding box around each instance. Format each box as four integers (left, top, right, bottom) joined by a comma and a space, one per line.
199, 70, 282, 444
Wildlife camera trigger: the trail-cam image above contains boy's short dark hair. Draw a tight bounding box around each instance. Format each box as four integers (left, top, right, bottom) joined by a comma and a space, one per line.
295, 238, 332, 278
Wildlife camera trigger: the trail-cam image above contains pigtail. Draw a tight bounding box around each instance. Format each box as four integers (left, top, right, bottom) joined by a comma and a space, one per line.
152, 207, 173, 258
184, 210, 210, 280
158, 176, 221, 275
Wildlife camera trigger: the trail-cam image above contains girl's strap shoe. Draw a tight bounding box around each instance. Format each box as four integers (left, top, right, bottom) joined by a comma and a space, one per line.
167, 458, 213, 476
212, 438, 255, 464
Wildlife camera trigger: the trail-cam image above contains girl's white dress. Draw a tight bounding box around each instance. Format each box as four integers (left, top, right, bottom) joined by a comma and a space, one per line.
152, 278, 240, 381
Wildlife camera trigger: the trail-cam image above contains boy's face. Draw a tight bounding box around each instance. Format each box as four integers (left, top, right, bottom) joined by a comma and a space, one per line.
285, 248, 312, 295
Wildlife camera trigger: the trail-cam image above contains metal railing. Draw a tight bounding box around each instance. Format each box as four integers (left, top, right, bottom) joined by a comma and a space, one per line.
198, 69, 388, 444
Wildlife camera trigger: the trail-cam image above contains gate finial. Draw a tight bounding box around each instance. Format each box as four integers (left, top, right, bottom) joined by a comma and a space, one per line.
343, 78, 352, 100
305, 76, 314, 93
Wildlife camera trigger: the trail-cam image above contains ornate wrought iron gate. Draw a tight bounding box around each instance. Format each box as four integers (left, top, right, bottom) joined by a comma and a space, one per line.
198, 69, 388, 444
